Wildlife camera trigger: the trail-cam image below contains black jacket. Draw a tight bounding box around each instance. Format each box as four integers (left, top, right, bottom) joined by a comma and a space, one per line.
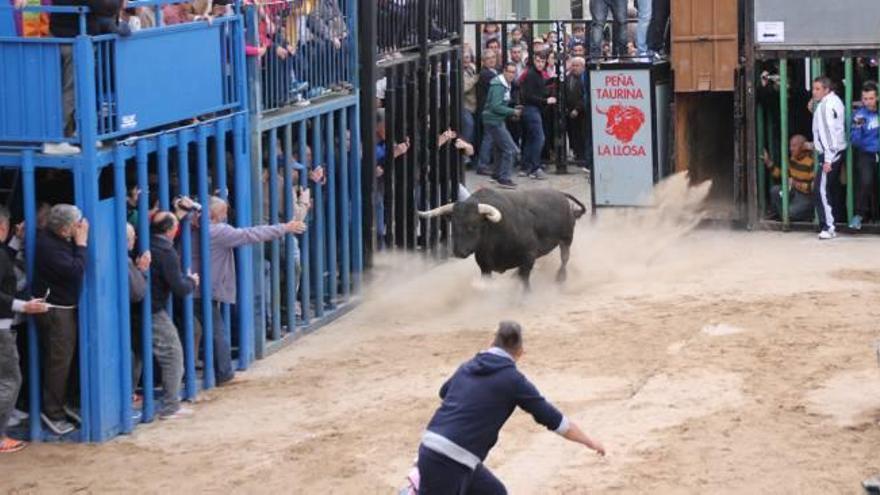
128, 257, 147, 304
565, 72, 587, 117
519, 67, 549, 108
32, 230, 86, 306
0, 246, 22, 321
149, 235, 194, 313
50, 0, 119, 37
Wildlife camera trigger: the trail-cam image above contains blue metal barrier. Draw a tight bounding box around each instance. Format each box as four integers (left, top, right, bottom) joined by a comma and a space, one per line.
0, 0, 364, 444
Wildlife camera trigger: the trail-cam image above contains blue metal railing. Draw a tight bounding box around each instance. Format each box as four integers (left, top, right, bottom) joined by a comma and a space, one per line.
0, 2, 246, 146
245, 0, 355, 114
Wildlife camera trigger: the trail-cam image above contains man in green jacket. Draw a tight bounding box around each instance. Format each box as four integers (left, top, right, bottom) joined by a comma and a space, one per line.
481, 62, 523, 189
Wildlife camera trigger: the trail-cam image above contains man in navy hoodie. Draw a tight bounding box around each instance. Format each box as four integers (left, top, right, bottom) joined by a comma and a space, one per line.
849, 81, 879, 230
418, 321, 605, 494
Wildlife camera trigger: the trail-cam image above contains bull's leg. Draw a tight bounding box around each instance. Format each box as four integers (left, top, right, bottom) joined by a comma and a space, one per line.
517, 261, 534, 291
557, 241, 572, 283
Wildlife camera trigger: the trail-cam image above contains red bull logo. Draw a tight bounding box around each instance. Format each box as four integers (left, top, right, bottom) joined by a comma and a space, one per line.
596, 104, 646, 144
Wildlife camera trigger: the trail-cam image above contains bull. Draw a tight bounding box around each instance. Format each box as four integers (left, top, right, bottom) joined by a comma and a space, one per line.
417, 188, 587, 289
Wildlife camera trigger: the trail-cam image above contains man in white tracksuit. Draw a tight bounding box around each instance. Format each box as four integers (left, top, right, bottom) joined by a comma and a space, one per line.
810, 76, 847, 240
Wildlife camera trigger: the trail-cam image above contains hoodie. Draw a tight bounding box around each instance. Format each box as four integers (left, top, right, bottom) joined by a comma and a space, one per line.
481, 75, 517, 128
422, 348, 568, 469
851, 105, 880, 153
812, 91, 847, 163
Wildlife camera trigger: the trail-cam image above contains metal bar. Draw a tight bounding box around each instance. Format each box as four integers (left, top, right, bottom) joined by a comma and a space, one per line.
232, 112, 253, 368
845, 57, 854, 223
756, 103, 766, 216
297, 122, 312, 324
811, 58, 823, 226
138, 138, 155, 422
358, 0, 377, 268
113, 146, 134, 433
311, 115, 326, 318
282, 124, 296, 335
325, 111, 338, 307
197, 125, 215, 390
268, 127, 281, 341
21, 151, 42, 441
350, 104, 363, 292
176, 130, 197, 400
779, 59, 790, 227
339, 109, 351, 298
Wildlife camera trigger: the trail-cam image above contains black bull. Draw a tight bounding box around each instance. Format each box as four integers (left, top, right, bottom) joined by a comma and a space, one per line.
418, 188, 588, 288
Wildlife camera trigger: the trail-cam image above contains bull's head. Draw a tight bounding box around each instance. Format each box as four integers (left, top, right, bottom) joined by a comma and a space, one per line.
418, 199, 502, 258
597, 104, 645, 144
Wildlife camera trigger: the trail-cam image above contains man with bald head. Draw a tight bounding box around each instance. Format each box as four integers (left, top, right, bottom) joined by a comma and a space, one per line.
190, 196, 306, 385
149, 210, 199, 419
565, 56, 589, 163
763, 134, 815, 222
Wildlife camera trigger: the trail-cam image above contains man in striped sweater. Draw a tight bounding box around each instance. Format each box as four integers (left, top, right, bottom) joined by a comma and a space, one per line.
764, 135, 815, 222
810, 76, 847, 240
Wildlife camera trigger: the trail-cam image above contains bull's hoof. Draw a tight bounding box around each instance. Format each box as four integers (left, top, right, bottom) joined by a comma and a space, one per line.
556, 270, 567, 283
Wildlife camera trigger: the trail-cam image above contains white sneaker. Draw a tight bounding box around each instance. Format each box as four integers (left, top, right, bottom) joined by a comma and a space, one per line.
818, 230, 836, 240
159, 406, 193, 420
42, 142, 81, 155
10, 409, 28, 421
63, 405, 82, 424
41, 414, 76, 435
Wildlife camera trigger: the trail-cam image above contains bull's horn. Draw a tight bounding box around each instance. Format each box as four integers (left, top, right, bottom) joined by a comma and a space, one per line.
417, 203, 455, 218
478, 204, 502, 223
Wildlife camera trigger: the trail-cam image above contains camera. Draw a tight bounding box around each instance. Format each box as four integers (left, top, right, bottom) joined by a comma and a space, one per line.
173, 195, 202, 213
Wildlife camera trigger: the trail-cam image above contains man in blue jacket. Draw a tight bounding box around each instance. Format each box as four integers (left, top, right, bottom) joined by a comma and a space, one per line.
418, 321, 605, 494
849, 81, 879, 230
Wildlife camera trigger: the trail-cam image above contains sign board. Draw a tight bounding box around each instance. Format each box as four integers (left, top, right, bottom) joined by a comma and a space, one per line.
755, 0, 880, 50
590, 69, 655, 206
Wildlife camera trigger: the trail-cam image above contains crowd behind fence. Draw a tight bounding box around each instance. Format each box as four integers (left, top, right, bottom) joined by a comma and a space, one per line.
0, 0, 362, 446
755, 56, 880, 232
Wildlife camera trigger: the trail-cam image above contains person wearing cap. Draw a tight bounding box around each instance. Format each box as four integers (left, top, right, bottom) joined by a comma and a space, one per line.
416, 321, 605, 494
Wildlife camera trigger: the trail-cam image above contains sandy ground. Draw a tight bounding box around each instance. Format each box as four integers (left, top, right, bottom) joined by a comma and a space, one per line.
6, 172, 880, 494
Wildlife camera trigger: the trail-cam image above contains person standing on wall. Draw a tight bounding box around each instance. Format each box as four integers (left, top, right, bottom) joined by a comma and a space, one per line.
810, 76, 847, 240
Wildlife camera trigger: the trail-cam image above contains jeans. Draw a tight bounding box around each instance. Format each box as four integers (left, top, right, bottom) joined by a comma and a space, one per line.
417, 446, 507, 495
648, 0, 670, 54
35, 308, 77, 421
0, 329, 22, 438
485, 122, 517, 182
855, 150, 878, 218
636, 0, 652, 55
461, 110, 476, 154
770, 186, 814, 222
477, 125, 495, 172
152, 310, 184, 416
194, 302, 235, 384
590, 0, 628, 58
522, 106, 545, 174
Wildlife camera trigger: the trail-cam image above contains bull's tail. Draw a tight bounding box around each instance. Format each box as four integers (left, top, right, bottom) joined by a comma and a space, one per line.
564, 193, 588, 220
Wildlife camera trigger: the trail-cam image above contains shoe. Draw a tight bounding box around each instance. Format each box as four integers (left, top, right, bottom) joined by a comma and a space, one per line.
131, 409, 143, 423
863, 475, 880, 494
0, 437, 27, 454
475, 168, 493, 176
849, 215, 863, 230
159, 406, 193, 420
42, 142, 81, 155
496, 179, 517, 190
818, 230, 836, 240
62, 405, 82, 424
530, 169, 549, 180
41, 414, 76, 435
517, 170, 529, 178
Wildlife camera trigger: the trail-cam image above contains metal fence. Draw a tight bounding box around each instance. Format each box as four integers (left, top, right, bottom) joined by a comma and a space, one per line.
752, 55, 880, 230
244, 0, 356, 114
0, 0, 363, 443
377, 0, 462, 58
